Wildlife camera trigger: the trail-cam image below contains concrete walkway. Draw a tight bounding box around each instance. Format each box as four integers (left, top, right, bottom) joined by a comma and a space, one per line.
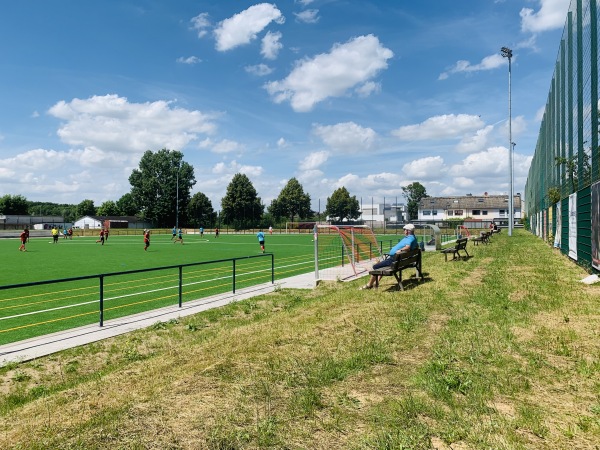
0, 271, 361, 366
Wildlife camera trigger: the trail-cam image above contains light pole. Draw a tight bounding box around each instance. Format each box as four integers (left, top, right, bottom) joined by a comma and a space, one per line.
501, 46, 513, 236
175, 164, 181, 229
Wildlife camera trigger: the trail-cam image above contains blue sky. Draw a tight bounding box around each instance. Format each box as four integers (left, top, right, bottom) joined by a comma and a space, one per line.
0, 0, 571, 212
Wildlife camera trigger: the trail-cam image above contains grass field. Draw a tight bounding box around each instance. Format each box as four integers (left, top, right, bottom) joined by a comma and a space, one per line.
0, 232, 318, 345
1, 229, 599, 448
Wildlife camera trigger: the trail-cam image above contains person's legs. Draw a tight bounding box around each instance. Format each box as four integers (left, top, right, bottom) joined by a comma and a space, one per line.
361, 257, 391, 289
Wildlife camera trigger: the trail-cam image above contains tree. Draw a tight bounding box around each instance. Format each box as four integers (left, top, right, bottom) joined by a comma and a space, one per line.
76, 199, 96, 217
402, 182, 428, 220
221, 173, 263, 229
97, 200, 119, 216
270, 178, 311, 223
116, 193, 139, 216
129, 149, 196, 228
325, 187, 360, 222
0, 194, 29, 215
188, 192, 216, 228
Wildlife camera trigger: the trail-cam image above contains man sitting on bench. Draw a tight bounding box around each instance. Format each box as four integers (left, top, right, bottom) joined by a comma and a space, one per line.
360, 223, 419, 290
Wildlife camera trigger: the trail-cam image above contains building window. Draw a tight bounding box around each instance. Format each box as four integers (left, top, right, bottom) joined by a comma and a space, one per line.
447, 210, 454, 216
455, 210, 463, 215
482, 210, 488, 215
432, 210, 438, 215
473, 210, 481, 215
423, 210, 431, 216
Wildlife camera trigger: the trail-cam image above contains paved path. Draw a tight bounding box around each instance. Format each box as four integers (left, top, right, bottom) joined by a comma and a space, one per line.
0, 271, 363, 366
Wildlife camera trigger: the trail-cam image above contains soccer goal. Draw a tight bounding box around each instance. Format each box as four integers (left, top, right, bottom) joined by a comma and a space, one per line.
314, 224, 383, 281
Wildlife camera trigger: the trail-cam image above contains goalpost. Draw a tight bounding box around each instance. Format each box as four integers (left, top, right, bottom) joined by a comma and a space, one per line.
314, 224, 383, 280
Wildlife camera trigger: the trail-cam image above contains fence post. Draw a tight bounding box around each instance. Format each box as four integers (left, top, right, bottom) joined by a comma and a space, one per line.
99, 275, 104, 327
233, 259, 236, 293
178, 266, 183, 308
271, 253, 275, 284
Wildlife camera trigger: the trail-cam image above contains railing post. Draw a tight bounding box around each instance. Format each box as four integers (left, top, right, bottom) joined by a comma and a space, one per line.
99, 275, 104, 327
271, 253, 275, 284
178, 266, 183, 308
233, 259, 236, 293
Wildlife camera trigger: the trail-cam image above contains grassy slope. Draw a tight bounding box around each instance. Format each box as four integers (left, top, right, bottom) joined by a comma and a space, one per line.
0, 230, 599, 449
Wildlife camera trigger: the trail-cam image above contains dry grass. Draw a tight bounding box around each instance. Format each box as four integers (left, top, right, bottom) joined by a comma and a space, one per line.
1, 229, 599, 449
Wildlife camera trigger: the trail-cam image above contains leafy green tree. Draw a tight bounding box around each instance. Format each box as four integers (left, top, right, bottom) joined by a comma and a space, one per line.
188, 192, 216, 228
221, 173, 263, 229
76, 199, 96, 217
325, 187, 360, 222
97, 200, 119, 216
129, 149, 196, 228
270, 178, 311, 222
116, 193, 139, 216
0, 194, 29, 214
402, 182, 428, 220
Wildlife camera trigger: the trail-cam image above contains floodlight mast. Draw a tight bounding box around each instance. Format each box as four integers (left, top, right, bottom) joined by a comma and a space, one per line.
501, 46, 514, 236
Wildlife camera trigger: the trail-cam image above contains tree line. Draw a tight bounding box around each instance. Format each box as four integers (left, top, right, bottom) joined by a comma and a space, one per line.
0, 149, 428, 228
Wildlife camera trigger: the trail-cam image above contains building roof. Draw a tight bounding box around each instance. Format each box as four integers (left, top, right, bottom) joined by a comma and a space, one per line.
419, 195, 522, 210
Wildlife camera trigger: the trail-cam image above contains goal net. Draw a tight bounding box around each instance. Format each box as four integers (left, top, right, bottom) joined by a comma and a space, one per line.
314, 224, 383, 281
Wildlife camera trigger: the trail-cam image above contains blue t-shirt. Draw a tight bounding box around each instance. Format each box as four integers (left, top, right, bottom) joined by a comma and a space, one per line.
388, 235, 417, 255
257, 231, 265, 241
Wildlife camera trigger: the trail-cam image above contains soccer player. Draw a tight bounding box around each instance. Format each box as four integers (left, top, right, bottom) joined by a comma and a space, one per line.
52, 226, 59, 244
96, 229, 105, 245
104, 227, 109, 241
144, 229, 150, 251
174, 228, 184, 244
268, 226, 273, 235
200, 226, 204, 237
257, 229, 265, 253
215, 227, 219, 238
171, 226, 177, 240
19, 228, 27, 252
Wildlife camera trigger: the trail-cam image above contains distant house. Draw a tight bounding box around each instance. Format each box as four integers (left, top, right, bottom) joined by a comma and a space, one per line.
360, 203, 406, 228
73, 215, 150, 229
0, 214, 65, 230
417, 193, 522, 223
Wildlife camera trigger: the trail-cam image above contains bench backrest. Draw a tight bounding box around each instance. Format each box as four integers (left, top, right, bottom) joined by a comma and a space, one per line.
455, 238, 468, 250
391, 248, 421, 270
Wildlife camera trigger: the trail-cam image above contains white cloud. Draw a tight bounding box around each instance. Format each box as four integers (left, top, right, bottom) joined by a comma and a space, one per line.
214, 3, 284, 52
391, 114, 484, 141
277, 137, 287, 148
313, 122, 377, 153
355, 81, 381, 97
265, 34, 393, 112
402, 156, 446, 180
245, 63, 274, 76
520, 0, 570, 34
294, 9, 319, 24
448, 147, 508, 178
296, 0, 315, 5
176, 56, 201, 65
455, 126, 493, 154
199, 138, 243, 154
261, 31, 283, 59
48, 94, 216, 154
211, 160, 263, 177
299, 150, 329, 170
191, 13, 211, 38
439, 53, 506, 80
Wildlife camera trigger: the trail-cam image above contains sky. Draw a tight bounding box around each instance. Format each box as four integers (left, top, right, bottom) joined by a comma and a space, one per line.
0, 0, 572, 212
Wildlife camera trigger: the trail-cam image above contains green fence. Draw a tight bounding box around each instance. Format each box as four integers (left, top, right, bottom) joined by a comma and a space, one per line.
525, 0, 599, 270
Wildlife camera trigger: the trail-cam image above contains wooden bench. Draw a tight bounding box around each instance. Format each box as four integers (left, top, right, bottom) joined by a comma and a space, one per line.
440, 238, 469, 261
369, 248, 423, 291
471, 231, 491, 246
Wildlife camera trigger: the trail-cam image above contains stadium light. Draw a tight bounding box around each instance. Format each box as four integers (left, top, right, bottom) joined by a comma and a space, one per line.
175, 163, 181, 229
501, 46, 514, 236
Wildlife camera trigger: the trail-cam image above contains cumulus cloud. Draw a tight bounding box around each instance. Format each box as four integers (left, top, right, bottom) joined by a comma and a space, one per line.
294, 9, 319, 23
212, 160, 263, 177
391, 114, 484, 141
455, 126, 493, 153
439, 53, 506, 80
299, 150, 329, 170
265, 34, 393, 112
402, 156, 446, 180
261, 31, 283, 59
355, 81, 381, 97
214, 3, 284, 52
176, 56, 201, 64
313, 122, 377, 153
277, 137, 287, 148
520, 0, 570, 34
245, 63, 274, 76
48, 94, 217, 154
199, 138, 243, 154
448, 147, 509, 178
191, 13, 211, 38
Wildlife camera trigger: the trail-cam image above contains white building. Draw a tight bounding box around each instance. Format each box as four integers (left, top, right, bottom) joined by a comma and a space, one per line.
417, 193, 522, 223
73, 215, 151, 229
360, 203, 406, 228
